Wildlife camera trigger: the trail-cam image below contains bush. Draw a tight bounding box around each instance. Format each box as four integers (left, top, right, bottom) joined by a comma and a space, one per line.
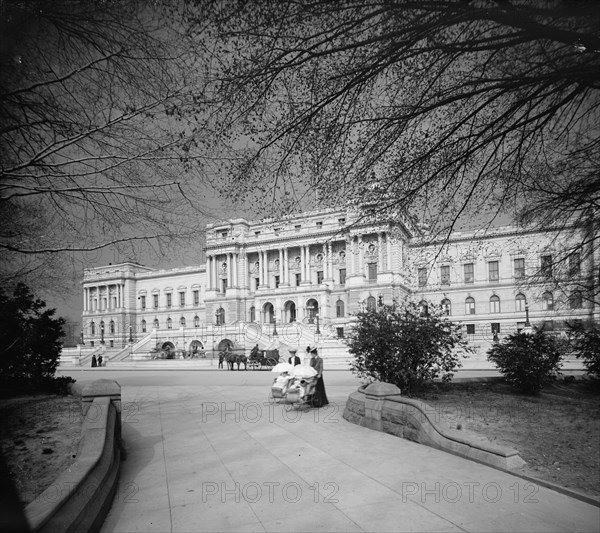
0, 283, 66, 384
487, 330, 562, 394
569, 326, 600, 380
346, 301, 469, 394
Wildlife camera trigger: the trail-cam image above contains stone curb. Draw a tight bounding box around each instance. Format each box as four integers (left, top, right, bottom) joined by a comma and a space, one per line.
24, 381, 122, 533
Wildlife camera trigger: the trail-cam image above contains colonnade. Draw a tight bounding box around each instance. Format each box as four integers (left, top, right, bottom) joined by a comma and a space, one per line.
205, 232, 395, 291
83, 283, 126, 312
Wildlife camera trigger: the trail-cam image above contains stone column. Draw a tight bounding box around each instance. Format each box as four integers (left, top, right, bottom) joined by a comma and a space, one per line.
305, 245, 311, 282
387, 233, 393, 271
227, 253, 232, 288
213, 255, 218, 291
283, 247, 289, 285
278, 249, 284, 282
359, 236, 364, 277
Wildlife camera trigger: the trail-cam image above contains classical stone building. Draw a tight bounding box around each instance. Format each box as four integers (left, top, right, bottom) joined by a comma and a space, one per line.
78, 207, 598, 365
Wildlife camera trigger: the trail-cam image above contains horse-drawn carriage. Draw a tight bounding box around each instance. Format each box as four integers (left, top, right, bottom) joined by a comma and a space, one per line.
247, 348, 279, 370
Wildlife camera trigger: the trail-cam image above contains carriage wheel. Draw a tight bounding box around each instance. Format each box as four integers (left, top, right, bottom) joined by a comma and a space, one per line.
265, 358, 278, 368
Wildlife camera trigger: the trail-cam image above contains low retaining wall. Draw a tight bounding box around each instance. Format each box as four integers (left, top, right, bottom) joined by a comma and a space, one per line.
343, 382, 525, 471
25, 380, 123, 533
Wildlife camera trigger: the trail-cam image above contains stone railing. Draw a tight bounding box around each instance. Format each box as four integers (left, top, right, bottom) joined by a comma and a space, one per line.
25, 380, 123, 533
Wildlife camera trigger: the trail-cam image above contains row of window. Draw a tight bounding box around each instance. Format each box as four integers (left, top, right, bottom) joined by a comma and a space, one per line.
430, 290, 583, 317
139, 290, 201, 310
217, 218, 345, 240
419, 253, 581, 287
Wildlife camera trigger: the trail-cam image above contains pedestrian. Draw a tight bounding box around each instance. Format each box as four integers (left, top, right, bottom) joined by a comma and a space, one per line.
91, 354, 97, 368
98, 355, 103, 367
288, 348, 301, 366
308, 346, 328, 408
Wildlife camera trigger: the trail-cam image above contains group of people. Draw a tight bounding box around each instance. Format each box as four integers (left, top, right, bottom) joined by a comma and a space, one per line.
287, 345, 328, 408
91, 354, 103, 367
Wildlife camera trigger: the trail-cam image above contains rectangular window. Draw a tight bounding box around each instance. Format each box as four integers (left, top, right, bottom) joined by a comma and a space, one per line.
541, 255, 553, 278
179, 292, 185, 307
488, 261, 499, 282
153, 294, 159, 309
466, 324, 476, 335
275, 275, 280, 288
140, 296, 146, 310
316, 221, 323, 228
221, 279, 227, 293
294, 225, 301, 232
193, 290, 199, 306
295, 273, 301, 286
368, 263, 377, 281
339, 269, 346, 284
418, 268, 427, 287
254, 231, 260, 237
491, 323, 500, 334
220, 231, 228, 239
317, 271, 324, 284
274, 227, 281, 235
166, 293, 172, 308
464, 263, 474, 284
336, 327, 344, 339
569, 253, 581, 277
514, 258, 525, 279
440, 265, 450, 285
255, 277, 260, 291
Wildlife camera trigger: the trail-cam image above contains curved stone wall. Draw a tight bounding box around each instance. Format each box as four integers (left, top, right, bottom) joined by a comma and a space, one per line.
343, 382, 525, 471
25, 380, 122, 533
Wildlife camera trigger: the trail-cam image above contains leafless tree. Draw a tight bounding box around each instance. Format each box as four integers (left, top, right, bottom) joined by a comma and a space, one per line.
198, 0, 599, 298
0, 0, 217, 294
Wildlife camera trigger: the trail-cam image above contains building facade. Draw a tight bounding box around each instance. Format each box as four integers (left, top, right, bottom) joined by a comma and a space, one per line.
80, 207, 599, 362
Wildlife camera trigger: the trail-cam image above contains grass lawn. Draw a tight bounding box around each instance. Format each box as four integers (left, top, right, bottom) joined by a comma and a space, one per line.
411, 378, 600, 497
0, 394, 83, 505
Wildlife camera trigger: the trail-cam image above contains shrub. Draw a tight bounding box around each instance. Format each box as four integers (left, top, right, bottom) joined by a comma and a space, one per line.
0, 283, 66, 387
346, 301, 469, 394
487, 330, 562, 394
569, 326, 600, 380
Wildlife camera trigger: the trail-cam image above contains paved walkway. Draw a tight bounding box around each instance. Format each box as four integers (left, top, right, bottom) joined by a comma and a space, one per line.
99, 380, 600, 533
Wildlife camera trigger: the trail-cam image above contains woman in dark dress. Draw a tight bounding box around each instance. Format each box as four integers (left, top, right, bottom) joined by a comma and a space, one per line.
308, 347, 329, 408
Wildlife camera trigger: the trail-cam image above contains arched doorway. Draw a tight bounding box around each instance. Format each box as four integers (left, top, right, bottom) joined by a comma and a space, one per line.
263, 302, 275, 323
284, 300, 296, 323
189, 340, 205, 358
217, 339, 235, 352
161, 341, 176, 359
306, 298, 319, 322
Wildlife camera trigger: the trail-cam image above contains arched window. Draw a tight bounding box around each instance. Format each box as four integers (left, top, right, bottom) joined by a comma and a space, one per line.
194, 315, 200, 327
336, 299, 345, 318
542, 291, 554, 311
490, 295, 500, 313
216, 307, 225, 326
366, 296, 376, 311
153, 318, 159, 329
569, 291, 582, 309
250, 306, 256, 322
515, 293, 526, 312
141, 320, 147, 333
109, 320, 115, 334
167, 317, 173, 329
441, 298, 451, 316
91, 321, 96, 335
465, 297, 475, 315
418, 300, 429, 316
180, 316, 186, 327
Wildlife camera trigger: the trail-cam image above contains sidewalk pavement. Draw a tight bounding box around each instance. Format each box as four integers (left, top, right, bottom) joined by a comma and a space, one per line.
98, 378, 600, 533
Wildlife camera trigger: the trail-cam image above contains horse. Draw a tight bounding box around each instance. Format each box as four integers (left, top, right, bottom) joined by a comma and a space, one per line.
225, 351, 247, 371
